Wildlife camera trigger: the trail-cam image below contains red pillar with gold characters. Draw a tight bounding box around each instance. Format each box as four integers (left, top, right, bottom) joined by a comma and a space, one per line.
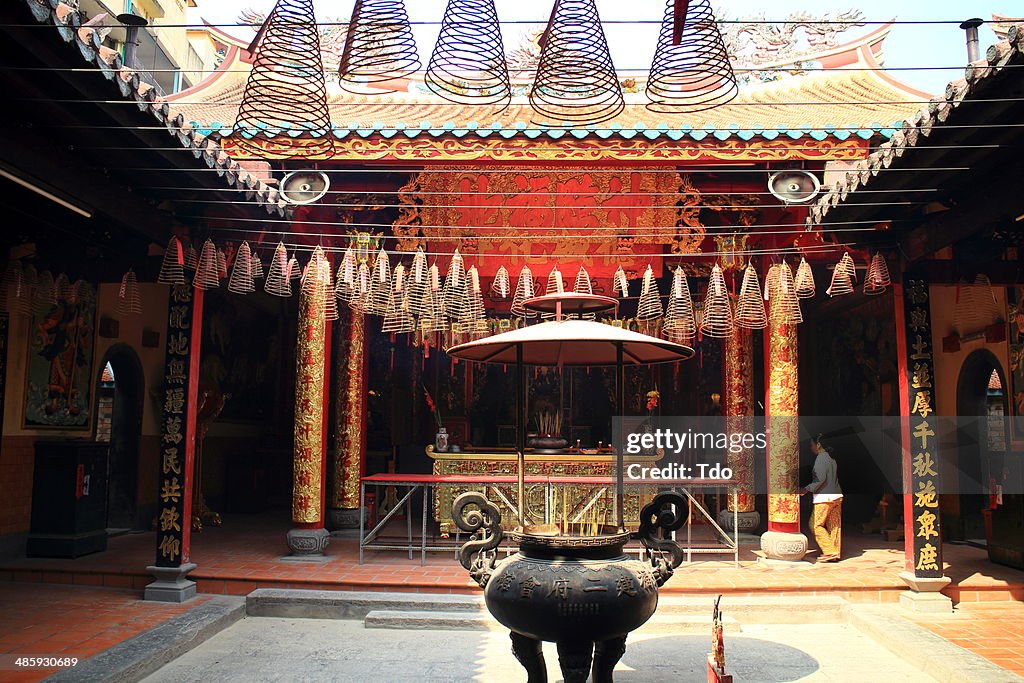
720, 326, 760, 533
286, 282, 331, 556
146, 284, 203, 602
894, 275, 952, 612
760, 273, 808, 561
328, 307, 367, 528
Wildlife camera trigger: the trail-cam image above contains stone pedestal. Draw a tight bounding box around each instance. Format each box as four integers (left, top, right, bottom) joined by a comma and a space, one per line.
144, 562, 198, 603
327, 507, 365, 530
898, 571, 953, 613
760, 530, 808, 562
717, 510, 760, 534
286, 527, 330, 556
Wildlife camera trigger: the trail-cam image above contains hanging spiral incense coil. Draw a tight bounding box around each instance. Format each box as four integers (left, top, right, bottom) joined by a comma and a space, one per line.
118, 269, 142, 317
250, 251, 264, 280
425, 263, 448, 331
309, 247, 339, 321
735, 263, 766, 330
339, 0, 420, 92
264, 242, 293, 297
466, 266, 487, 334
573, 265, 593, 295
826, 252, 855, 297
544, 266, 565, 295
425, 0, 510, 108
443, 250, 468, 319
767, 261, 803, 324
646, 0, 737, 113
663, 266, 696, 342
335, 246, 357, 301
184, 245, 199, 272
511, 265, 537, 318
1, 260, 29, 315
637, 265, 664, 321
490, 265, 511, 299
228, 242, 256, 294
368, 249, 391, 315
864, 252, 891, 295
529, 0, 625, 126
405, 248, 432, 317
216, 249, 228, 281
158, 236, 186, 285
613, 265, 629, 298
193, 240, 221, 290
794, 257, 815, 299
383, 264, 416, 333
700, 263, 733, 338
235, 0, 334, 157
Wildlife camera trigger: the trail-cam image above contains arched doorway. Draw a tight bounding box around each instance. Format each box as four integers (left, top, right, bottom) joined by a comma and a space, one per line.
954, 349, 1009, 546
96, 344, 145, 532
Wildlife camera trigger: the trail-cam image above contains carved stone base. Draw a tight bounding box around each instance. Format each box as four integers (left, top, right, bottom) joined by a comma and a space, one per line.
760, 530, 808, 562
286, 527, 330, 556
898, 571, 951, 593
899, 590, 953, 613
717, 510, 760, 533
326, 507, 365, 530
144, 562, 198, 603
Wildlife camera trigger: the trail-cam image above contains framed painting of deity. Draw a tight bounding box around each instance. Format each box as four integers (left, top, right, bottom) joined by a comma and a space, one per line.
23, 280, 97, 430
1008, 285, 1024, 440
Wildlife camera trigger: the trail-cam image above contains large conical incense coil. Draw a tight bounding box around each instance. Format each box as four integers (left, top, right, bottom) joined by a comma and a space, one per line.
184, 244, 199, 272
794, 257, 815, 298
646, 0, 738, 113
335, 246, 357, 301
735, 262, 767, 330
700, 263, 733, 338
367, 248, 391, 315
612, 265, 629, 298
250, 250, 264, 280
826, 252, 855, 297
510, 265, 536, 318
317, 249, 339, 321
767, 261, 803, 324
117, 269, 142, 317
529, 0, 625, 126
264, 242, 292, 297
864, 252, 891, 295
349, 261, 372, 312
405, 249, 432, 317
425, 0, 510, 108
339, 0, 420, 92
663, 266, 696, 342
442, 250, 468, 318
158, 236, 186, 285
234, 0, 334, 157
466, 266, 488, 334
193, 240, 220, 290
301, 249, 319, 296
32, 271, 55, 315
490, 265, 511, 299
228, 242, 256, 294
425, 263, 448, 331
382, 264, 415, 333
637, 265, 664, 321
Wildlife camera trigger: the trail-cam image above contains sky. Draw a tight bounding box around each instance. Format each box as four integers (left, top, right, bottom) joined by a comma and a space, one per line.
193, 0, 1022, 94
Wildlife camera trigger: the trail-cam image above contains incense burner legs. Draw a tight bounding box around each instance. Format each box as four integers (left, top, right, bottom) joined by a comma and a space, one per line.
453, 492, 686, 682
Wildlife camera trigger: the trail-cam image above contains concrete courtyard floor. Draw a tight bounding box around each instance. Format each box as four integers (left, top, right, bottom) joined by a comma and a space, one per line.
141, 617, 932, 683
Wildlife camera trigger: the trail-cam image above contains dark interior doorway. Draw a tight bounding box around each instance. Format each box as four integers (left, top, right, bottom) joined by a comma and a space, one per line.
955, 349, 1009, 545
96, 344, 145, 532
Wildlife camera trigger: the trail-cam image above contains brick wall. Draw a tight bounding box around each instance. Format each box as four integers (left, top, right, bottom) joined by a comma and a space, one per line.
0, 436, 37, 536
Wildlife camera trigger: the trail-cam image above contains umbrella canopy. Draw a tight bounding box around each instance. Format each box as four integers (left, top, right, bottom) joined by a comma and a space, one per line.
446, 319, 694, 366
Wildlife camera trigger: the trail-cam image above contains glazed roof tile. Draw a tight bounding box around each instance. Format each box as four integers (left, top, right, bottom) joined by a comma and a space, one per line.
808, 24, 1024, 227
22, 0, 287, 218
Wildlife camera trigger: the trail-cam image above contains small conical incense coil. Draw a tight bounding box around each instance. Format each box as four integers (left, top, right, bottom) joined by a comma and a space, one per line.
823, 250, 856, 294
490, 265, 511, 299
663, 266, 696, 342
839, 252, 858, 283
368, 249, 391, 315
544, 266, 565, 295
382, 266, 415, 334
442, 250, 467, 317
216, 248, 228, 281
184, 244, 199, 271
349, 262, 372, 312
33, 270, 56, 314
510, 265, 536, 318
465, 266, 487, 334
334, 246, 356, 301
637, 265, 664, 321
405, 249, 432, 317
864, 253, 890, 295
794, 257, 815, 298
117, 269, 142, 316
301, 247, 323, 296
263, 242, 292, 297
422, 264, 448, 332
768, 261, 803, 324
613, 266, 629, 297
250, 250, 264, 280
158, 236, 186, 285
735, 263, 767, 330
228, 242, 256, 294
288, 256, 302, 281
193, 240, 220, 290
316, 250, 339, 322
700, 264, 734, 338
573, 265, 593, 295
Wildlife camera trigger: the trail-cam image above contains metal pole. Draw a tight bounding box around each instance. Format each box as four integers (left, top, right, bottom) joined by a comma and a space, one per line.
517, 343, 526, 529
616, 343, 625, 531
960, 18, 984, 63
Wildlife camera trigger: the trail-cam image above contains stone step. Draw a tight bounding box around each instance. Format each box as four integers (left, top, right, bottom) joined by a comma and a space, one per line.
362, 609, 741, 634
655, 594, 848, 623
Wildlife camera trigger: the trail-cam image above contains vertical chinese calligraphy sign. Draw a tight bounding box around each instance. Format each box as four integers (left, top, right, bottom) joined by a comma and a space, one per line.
148, 285, 203, 601
899, 277, 943, 580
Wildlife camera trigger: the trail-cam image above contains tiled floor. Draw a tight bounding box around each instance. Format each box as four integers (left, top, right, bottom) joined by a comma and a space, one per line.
0, 583, 205, 682
1, 512, 1022, 603
909, 601, 1024, 676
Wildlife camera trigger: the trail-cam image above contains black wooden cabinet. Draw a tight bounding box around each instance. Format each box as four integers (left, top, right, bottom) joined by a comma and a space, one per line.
26, 441, 108, 558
